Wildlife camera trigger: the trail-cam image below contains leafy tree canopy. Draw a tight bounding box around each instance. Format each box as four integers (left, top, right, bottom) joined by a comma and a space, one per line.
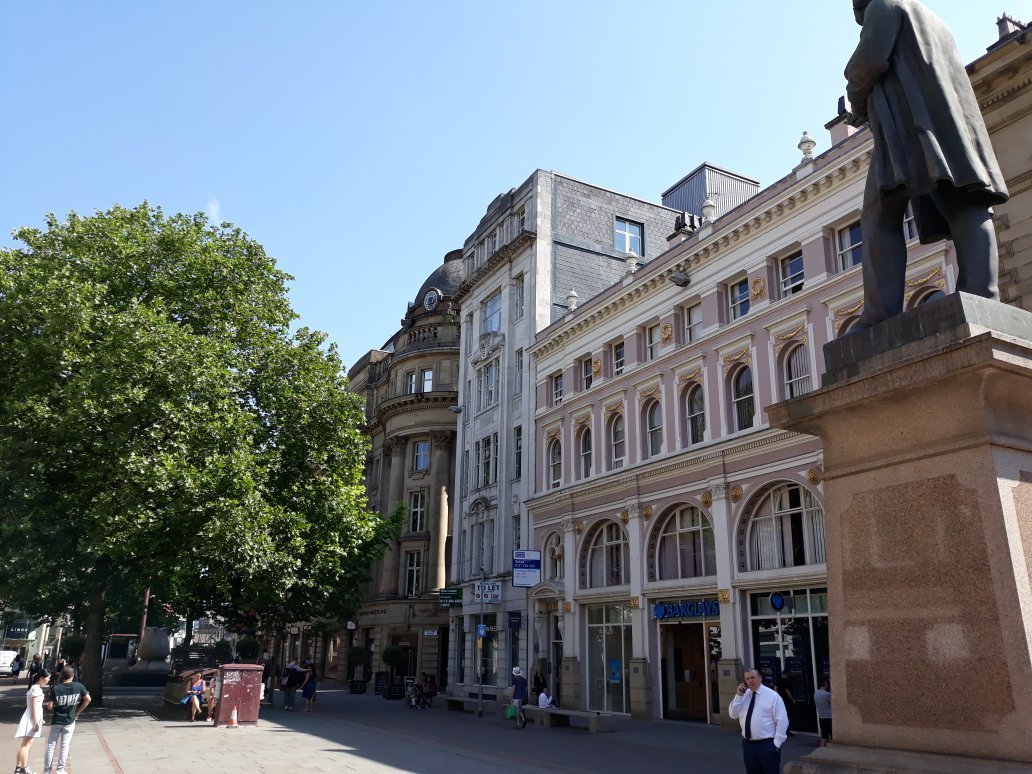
0, 204, 393, 701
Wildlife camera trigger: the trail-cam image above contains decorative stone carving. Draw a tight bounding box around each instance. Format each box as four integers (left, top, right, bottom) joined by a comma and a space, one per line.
722, 348, 752, 375
637, 385, 661, 405
678, 368, 703, 386
592, 358, 602, 377
642, 505, 653, 520
545, 427, 562, 443
620, 509, 629, 524
750, 277, 767, 301
574, 414, 591, 429
661, 323, 673, 344
389, 436, 408, 453
834, 299, 865, 319
629, 596, 640, 609
701, 491, 713, 507
729, 485, 743, 503
430, 431, 453, 448
603, 401, 624, 419
773, 323, 809, 355
574, 521, 583, 534
807, 465, 824, 484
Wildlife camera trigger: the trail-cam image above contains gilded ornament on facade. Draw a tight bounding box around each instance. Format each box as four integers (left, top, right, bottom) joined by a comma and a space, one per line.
574, 521, 583, 534
642, 505, 653, 520
750, 277, 766, 301
574, 414, 591, 429
620, 509, 629, 524
546, 427, 562, 443
721, 348, 751, 375
592, 358, 602, 377
564, 601, 573, 613
701, 491, 713, 507
904, 265, 944, 287
678, 367, 702, 385
629, 596, 640, 609
834, 299, 864, 318
661, 323, 673, 344
637, 385, 661, 405
603, 401, 624, 420
807, 466, 824, 483
729, 485, 743, 503
718, 589, 732, 604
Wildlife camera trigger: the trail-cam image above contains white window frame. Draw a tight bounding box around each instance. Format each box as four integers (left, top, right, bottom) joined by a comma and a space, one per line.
685, 304, 702, 343
405, 550, 422, 597
552, 373, 564, 405
406, 370, 417, 394
646, 324, 660, 361
685, 384, 705, 446
615, 217, 643, 256
513, 426, 522, 480
644, 400, 662, 457
609, 414, 625, 470
729, 279, 750, 320
514, 275, 525, 320
780, 252, 804, 296
612, 340, 625, 376
413, 440, 430, 471
581, 357, 593, 390
514, 349, 524, 393
903, 202, 918, 242
579, 427, 592, 479
420, 368, 433, 393
656, 506, 715, 580
409, 491, 427, 532
548, 440, 562, 489
783, 344, 812, 399
481, 289, 502, 334
731, 367, 755, 432
837, 221, 863, 270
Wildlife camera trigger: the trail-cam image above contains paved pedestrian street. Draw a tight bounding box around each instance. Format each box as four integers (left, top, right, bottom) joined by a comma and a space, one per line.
2, 680, 817, 773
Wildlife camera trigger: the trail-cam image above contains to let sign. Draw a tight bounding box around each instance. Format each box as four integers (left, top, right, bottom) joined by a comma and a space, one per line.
512, 550, 542, 588
473, 581, 502, 604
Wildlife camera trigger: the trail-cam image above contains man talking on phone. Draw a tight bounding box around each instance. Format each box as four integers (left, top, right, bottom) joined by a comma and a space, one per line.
728, 668, 788, 774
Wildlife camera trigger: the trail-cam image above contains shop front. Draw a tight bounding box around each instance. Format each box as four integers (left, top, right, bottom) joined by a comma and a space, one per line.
748, 586, 829, 734
357, 601, 449, 687
585, 603, 632, 714
652, 597, 722, 722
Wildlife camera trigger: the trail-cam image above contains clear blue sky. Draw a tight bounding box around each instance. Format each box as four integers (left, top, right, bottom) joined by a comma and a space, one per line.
0, 1, 1018, 370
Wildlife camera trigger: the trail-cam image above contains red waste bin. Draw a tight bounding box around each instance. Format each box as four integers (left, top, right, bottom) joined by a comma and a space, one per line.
213, 663, 264, 727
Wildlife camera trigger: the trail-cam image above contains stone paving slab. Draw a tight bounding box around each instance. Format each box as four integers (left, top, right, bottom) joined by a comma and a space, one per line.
1, 680, 820, 773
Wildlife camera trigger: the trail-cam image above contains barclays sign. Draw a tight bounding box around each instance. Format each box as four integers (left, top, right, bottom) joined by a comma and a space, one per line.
653, 599, 720, 620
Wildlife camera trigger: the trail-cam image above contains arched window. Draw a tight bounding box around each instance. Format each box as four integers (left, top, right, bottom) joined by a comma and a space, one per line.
731, 367, 755, 432
643, 400, 663, 458
578, 427, 592, 479
682, 384, 705, 446
546, 532, 564, 581
837, 317, 862, 337
748, 484, 825, 571
656, 506, 715, 580
782, 344, 812, 399
587, 522, 628, 587
608, 415, 625, 470
548, 440, 562, 489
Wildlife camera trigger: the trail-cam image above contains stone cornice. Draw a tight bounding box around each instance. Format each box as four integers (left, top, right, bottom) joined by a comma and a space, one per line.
453, 230, 536, 305
531, 146, 873, 359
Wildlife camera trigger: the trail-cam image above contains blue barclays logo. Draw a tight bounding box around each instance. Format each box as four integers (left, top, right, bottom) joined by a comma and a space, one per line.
653, 599, 720, 620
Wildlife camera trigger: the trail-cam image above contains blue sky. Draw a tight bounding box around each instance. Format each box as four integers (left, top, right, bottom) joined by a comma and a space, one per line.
0, 1, 1017, 370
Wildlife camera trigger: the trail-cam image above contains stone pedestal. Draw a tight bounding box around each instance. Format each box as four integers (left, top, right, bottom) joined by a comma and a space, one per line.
767, 293, 1032, 771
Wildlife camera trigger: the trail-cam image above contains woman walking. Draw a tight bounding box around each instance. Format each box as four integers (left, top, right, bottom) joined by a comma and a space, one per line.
13, 669, 50, 774
301, 659, 318, 712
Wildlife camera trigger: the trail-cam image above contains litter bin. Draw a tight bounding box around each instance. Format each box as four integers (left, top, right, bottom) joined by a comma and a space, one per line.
213, 663, 264, 727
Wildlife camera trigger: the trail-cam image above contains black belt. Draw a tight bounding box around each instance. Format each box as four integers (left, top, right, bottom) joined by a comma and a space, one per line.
744, 738, 773, 743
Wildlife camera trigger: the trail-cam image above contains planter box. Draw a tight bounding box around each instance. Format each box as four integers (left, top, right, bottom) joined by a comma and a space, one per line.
383, 683, 406, 700
350, 680, 367, 694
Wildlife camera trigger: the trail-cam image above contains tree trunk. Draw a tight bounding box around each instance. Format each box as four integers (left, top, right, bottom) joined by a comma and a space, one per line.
183, 615, 194, 647
82, 581, 107, 707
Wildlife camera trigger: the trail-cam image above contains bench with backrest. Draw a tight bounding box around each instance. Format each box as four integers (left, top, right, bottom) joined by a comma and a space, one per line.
522, 705, 615, 733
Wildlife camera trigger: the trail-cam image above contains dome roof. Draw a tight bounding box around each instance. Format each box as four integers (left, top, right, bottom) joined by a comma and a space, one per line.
414, 249, 464, 305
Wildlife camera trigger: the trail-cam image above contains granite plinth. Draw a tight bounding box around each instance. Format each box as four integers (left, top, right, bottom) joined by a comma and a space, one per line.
768, 293, 1032, 770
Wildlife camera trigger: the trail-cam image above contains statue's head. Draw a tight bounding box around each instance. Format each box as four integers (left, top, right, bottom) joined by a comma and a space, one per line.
853, 0, 873, 26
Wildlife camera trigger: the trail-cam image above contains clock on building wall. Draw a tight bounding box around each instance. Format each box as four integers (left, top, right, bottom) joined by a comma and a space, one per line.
423, 289, 441, 311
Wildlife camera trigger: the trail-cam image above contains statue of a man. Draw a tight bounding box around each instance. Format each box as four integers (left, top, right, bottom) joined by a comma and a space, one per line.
845, 0, 1009, 329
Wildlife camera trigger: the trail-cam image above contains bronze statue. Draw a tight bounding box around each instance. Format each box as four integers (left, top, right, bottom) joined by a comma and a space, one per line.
845, 0, 1008, 329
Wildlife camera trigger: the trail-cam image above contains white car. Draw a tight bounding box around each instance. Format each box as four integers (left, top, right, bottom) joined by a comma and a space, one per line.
0, 650, 20, 678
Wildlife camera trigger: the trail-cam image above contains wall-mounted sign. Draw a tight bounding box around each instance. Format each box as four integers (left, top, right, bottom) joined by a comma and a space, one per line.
473, 582, 502, 604
423, 629, 439, 638
512, 550, 542, 588
438, 588, 463, 608
653, 599, 720, 620
507, 611, 522, 630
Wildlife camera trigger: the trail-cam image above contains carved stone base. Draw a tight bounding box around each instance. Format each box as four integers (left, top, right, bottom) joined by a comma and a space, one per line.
785, 744, 1032, 774
769, 293, 1032, 765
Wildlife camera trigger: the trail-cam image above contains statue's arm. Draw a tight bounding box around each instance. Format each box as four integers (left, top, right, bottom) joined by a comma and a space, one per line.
844, 0, 901, 121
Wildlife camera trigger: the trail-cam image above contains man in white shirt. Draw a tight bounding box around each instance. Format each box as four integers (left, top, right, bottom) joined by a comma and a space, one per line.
728, 668, 788, 774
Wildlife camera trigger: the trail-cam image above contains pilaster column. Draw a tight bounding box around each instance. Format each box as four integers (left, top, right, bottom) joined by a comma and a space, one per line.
378, 436, 407, 598
429, 431, 453, 592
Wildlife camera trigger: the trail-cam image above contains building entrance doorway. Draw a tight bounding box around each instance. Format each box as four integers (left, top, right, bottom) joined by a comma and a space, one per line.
661, 621, 721, 721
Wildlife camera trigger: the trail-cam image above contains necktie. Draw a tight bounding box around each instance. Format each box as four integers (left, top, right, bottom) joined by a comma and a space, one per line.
744, 690, 757, 740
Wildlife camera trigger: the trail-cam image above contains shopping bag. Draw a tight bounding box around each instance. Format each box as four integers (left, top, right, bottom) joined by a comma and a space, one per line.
505, 704, 517, 719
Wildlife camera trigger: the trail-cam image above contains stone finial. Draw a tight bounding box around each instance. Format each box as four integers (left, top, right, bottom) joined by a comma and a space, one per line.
798, 131, 817, 162
701, 194, 717, 224
624, 253, 639, 274
566, 288, 580, 310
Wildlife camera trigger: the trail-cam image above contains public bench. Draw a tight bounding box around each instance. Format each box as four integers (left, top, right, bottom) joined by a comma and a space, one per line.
522, 705, 615, 733
445, 696, 494, 714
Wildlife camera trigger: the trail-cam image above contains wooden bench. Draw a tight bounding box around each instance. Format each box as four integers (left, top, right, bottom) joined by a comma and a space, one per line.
522, 705, 615, 733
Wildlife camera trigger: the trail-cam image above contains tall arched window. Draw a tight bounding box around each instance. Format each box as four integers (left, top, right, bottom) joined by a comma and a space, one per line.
548, 440, 562, 489
587, 522, 628, 587
782, 345, 812, 399
656, 506, 715, 580
682, 384, 705, 446
608, 415, 625, 470
731, 367, 755, 432
748, 484, 825, 570
914, 289, 946, 307
579, 427, 593, 479
643, 400, 663, 458
546, 532, 564, 580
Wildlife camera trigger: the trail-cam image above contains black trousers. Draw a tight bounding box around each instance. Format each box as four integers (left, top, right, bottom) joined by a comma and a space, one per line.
741, 738, 780, 774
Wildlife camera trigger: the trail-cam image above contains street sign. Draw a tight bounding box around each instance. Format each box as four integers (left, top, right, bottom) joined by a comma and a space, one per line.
473, 581, 502, 604
438, 587, 463, 608
477, 624, 487, 638
512, 550, 542, 588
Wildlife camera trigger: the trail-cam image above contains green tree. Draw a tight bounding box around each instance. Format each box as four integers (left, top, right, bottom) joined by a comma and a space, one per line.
0, 204, 393, 703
